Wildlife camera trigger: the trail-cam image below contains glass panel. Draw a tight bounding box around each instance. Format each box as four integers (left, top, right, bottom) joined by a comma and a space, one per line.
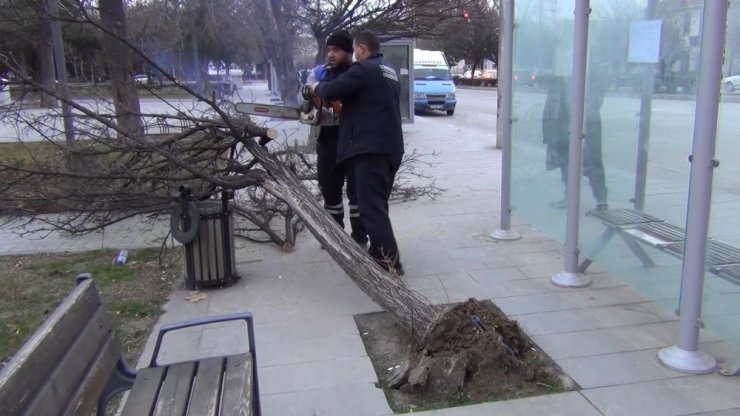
705, 1, 740, 349
573, 0, 695, 319
512, 0, 575, 243
512, 0, 740, 352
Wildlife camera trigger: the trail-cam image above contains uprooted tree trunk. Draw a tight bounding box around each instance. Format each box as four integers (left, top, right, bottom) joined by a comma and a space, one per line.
244, 138, 439, 337
242, 136, 543, 396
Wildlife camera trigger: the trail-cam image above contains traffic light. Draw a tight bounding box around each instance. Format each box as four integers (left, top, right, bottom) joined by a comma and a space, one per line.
463, 10, 470, 22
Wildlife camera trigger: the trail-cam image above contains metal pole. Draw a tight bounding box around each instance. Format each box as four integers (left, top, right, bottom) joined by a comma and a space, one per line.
48, 0, 75, 145
551, 0, 591, 288
492, 0, 520, 241
632, 0, 658, 211
658, 0, 727, 375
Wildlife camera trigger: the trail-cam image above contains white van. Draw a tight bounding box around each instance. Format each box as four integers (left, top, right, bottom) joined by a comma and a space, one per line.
414, 49, 457, 115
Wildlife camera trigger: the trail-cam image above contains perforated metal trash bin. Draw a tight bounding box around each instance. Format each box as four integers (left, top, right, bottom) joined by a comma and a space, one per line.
171, 189, 239, 290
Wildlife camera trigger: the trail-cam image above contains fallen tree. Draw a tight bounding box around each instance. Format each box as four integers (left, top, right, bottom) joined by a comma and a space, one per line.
0, 3, 552, 401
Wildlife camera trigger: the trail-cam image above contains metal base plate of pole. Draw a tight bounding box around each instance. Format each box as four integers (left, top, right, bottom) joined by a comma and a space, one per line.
551, 271, 591, 288
491, 229, 521, 241
658, 345, 716, 374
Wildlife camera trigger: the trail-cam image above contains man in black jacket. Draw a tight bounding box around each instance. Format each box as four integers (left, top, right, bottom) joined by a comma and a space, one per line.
311, 30, 405, 276
311, 30, 368, 245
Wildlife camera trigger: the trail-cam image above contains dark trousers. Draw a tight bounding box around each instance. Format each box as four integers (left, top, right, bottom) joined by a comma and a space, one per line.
347, 153, 403, 268
316, 138, 368, 244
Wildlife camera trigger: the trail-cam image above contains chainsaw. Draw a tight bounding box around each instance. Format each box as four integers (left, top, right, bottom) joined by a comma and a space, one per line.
234, 85, 341, 126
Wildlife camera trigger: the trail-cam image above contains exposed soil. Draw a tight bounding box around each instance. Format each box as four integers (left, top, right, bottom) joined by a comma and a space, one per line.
355, 298, 577, 413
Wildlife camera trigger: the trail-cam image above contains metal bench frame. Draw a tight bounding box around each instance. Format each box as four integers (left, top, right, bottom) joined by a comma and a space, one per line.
581, 208, 740, 286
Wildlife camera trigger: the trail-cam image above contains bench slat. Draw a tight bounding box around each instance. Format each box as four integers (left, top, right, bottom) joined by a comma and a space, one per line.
22, 307, 115, 415
155, 361, 196, 416
0, 279, 102, 415
121, 366, 167, 416
186, 357, 225, 416
220, 354, 254, 416
64, 333, 121, 415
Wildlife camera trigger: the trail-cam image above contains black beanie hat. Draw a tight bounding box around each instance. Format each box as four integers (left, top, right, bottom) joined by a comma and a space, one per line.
326, 30, 353, 53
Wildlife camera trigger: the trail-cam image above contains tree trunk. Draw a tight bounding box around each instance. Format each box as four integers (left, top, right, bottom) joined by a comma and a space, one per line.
275, 56, 298, 106
267, 0, 299, 106
37, 11, 57, 108
314, 34, 327, 66
243, 138, 438, 340
99, 0, 143, 137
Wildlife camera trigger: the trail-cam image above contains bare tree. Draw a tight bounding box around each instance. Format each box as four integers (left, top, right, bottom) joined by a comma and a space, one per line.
438, 0, 500, 75
294, 0, 477, 65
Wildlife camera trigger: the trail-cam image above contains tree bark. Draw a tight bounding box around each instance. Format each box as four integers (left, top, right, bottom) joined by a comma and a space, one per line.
37, 9, 57, 108
99, 0, 143, 136
243, 138, 438, 340
267, 0, 299, 106
314, 33, 327, 66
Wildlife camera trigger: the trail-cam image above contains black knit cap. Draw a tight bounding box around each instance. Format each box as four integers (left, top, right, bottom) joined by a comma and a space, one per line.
326, 30, 353, 53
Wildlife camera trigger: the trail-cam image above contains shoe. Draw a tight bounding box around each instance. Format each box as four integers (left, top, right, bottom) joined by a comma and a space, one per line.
595, 203, 609, 211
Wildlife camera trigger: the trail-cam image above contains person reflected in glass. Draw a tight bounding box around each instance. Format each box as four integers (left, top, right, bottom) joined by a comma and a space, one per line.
542, 62, 609, 211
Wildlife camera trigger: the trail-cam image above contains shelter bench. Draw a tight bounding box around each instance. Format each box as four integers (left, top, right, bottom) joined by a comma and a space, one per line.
580, 208, 740, 286
0, 276, 261, 416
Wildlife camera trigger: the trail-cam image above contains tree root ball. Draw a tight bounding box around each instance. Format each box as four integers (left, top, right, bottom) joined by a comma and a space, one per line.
392, 298, 552, 397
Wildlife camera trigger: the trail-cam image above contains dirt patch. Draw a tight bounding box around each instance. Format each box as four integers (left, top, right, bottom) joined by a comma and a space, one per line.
355, 298, 577, 413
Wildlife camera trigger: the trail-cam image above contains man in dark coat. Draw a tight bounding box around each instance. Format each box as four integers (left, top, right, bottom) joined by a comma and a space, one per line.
311, 30, 368, 245
310, 30, 405, 276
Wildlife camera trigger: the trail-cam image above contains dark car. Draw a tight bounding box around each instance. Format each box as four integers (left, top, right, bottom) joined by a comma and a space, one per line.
513, 68, 538, 85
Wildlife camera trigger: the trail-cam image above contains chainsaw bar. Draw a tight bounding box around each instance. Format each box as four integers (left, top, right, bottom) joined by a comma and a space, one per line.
234, 102, 301, 120
234, 102, 339, 126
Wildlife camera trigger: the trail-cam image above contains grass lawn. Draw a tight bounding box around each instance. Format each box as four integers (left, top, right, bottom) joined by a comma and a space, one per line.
0, 140, 58, 163
0, 248, 182, 367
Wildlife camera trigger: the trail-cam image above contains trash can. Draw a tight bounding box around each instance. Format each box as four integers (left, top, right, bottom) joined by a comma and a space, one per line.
0, 78, 11, 107
171, 186, 239, 289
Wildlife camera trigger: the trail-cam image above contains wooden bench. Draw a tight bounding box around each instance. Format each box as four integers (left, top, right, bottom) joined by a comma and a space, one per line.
0, 276, 261, 416
581, 208, 740, 286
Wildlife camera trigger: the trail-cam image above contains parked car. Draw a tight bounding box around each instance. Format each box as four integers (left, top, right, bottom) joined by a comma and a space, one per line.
721, 75, 740, 93
134, 74, 149, 84
481, 69, 497, 86
513, 68, 537, 85
463, 69, 482, 79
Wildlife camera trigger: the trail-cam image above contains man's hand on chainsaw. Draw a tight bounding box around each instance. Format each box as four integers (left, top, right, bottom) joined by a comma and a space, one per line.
299, 99, 314, 114
301, 83, 318, 100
